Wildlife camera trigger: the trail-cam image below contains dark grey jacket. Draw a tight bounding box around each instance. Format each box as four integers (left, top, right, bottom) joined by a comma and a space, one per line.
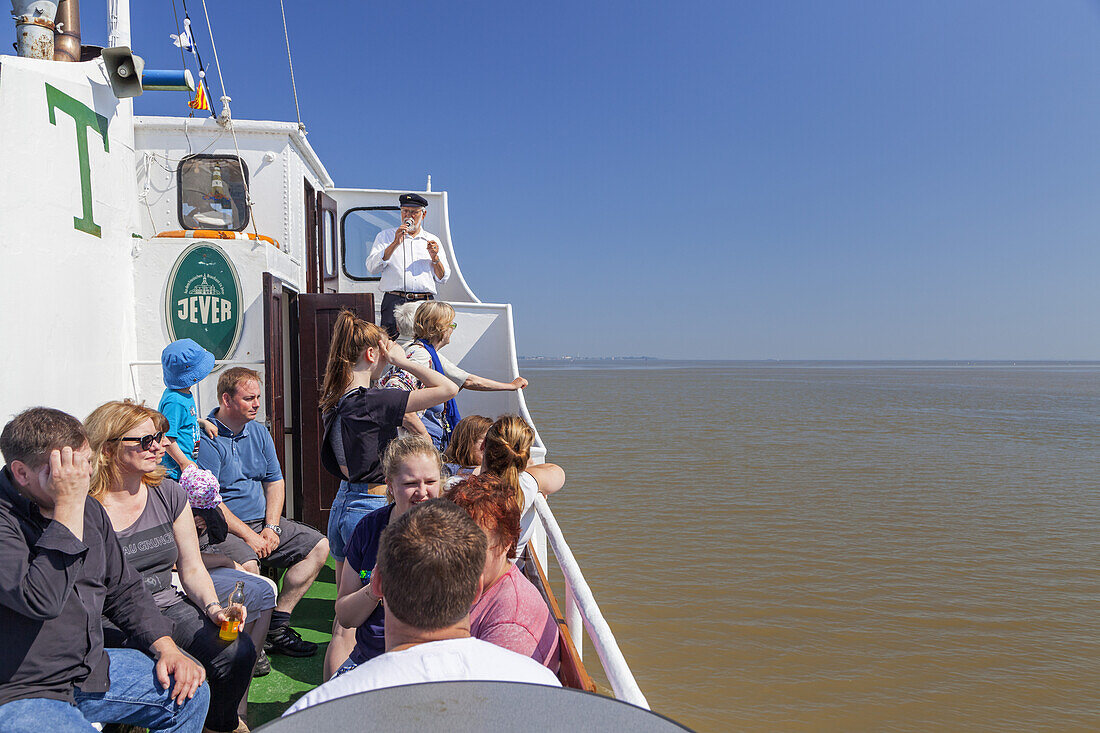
0, 467, 173, 706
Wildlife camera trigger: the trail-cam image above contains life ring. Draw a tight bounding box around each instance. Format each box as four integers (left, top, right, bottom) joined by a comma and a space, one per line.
155, 230, 282, 249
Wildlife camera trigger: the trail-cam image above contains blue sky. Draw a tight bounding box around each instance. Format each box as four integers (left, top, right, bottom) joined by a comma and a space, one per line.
78, 1, 1100, 359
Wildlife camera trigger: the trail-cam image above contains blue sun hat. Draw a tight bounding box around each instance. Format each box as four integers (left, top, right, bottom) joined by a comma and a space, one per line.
162, 338, 215, 390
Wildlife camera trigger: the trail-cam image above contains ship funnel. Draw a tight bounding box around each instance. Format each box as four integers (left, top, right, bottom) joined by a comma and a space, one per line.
11, 0, 57, 59
52, 0, 79, 62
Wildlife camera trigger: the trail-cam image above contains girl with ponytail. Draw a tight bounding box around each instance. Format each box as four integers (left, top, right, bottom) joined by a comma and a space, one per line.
318, 309, 458, 679
480, 414, 566, 558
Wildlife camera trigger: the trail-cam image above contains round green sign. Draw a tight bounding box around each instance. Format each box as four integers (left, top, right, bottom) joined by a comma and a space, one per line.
164, 243, 243, 360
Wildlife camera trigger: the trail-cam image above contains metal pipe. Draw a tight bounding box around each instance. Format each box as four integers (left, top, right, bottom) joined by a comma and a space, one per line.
12, 0, 57, 59
52, 0, 79, 62
107, 0, 128, 48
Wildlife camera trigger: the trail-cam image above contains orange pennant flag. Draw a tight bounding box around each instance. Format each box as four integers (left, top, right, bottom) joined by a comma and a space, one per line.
189, 82, 210, 110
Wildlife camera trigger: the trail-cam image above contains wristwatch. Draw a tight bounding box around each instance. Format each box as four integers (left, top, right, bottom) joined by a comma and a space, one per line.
264, 523, 282, 536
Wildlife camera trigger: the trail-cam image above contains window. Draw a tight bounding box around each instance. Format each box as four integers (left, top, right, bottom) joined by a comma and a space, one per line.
322, 208, 338, 280
341, 206, 401, 280
178, 154, 249, 231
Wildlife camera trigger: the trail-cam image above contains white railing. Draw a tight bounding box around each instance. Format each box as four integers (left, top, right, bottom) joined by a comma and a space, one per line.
531, 495, 650, 710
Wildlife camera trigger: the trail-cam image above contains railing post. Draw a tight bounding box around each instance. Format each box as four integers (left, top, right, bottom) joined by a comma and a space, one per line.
533, 496, 650, 709
564, 583, 582, 661
530, 512, 548, 575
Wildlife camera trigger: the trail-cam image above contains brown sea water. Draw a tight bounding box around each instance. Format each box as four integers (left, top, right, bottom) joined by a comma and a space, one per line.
518, 360, 1100, 732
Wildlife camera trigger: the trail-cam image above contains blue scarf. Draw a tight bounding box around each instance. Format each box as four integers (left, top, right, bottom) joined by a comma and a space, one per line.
418, 339, 461, 436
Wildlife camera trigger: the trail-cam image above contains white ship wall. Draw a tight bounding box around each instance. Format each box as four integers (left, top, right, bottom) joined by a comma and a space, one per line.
0, 57, 140, 428
331, 188, 545, 458
130, 118, 332, 416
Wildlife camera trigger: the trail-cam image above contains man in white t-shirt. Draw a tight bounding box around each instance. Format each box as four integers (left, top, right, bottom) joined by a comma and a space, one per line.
283, 500, 559, 716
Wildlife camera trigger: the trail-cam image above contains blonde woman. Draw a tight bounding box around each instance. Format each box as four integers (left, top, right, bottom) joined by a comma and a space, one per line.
86, 400, 256, 733
331, 434, 444, 676
147, 409, 277, 679
481, 415, 566, 557
386, 300, 529, 451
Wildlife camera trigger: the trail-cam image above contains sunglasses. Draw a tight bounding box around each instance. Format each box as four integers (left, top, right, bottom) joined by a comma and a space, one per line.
113, 432, 165, 451
450, 323, 457, 330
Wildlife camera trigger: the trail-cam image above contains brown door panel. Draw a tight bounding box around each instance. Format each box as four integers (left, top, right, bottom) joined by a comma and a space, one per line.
262, 273, 286, 469
295, 292, 376, 530
304, 180, 319, 294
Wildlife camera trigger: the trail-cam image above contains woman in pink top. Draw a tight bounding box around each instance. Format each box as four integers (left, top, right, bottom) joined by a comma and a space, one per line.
446, 474, 560, 672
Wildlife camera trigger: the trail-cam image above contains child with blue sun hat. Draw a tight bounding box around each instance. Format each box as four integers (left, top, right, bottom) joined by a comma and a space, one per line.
158, 338, 217, 480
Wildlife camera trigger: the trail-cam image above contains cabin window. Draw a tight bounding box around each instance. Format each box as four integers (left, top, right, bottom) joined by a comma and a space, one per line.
322, 208, 338, 280
341, 206, 400, 280
178, 155, 250, 231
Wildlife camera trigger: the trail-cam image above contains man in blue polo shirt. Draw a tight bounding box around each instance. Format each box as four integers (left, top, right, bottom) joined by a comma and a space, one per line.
197, 367, 329, 658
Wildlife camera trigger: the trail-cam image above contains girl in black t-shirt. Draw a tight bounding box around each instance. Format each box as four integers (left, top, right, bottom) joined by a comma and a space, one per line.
317, 309, 458, 680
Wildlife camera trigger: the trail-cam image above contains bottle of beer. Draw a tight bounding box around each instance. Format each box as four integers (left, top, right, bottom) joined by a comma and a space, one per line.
219, 581, 246, 641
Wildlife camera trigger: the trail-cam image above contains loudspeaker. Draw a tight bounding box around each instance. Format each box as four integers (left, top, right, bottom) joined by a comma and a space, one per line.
101, 46, 145, 99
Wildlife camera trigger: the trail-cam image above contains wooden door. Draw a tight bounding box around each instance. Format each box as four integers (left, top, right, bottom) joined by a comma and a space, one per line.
295, 292, 375, 530
304, 180, 320, 294
262, 273, 287, 465
318, 191, 340, 294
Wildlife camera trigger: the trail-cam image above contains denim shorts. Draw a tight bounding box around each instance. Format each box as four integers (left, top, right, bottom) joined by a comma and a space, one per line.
328, 481, 389, 561
333, 655, 360, 678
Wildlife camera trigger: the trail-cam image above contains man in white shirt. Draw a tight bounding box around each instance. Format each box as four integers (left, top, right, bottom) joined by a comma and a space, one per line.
283, 500, 560, 716
364, 192, 451, 338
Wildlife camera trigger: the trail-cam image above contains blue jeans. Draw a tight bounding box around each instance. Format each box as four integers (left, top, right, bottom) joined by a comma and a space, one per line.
0, 648, 210, 732
327, 481, 388, 561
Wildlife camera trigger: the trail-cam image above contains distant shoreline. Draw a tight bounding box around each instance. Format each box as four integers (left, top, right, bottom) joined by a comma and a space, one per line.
517, 357, 1100, 367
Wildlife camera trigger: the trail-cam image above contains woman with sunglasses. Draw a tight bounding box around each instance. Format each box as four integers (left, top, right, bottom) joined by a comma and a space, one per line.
85, 400, 257, 733
384, 300, 529, 452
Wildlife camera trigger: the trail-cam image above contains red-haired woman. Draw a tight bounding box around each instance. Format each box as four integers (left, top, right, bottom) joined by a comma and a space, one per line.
446, 473, 559, 671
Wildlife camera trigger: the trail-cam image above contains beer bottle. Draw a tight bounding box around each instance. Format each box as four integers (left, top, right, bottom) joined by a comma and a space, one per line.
219, 581, 246, 641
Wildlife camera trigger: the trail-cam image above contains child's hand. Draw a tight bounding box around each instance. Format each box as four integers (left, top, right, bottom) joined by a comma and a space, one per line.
199, 418, 218, 439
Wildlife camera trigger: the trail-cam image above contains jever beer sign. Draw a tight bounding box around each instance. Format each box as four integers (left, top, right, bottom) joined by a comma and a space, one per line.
165, 243, 243, 360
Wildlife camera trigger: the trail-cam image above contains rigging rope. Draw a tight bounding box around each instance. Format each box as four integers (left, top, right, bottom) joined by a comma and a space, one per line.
169, 0, 188, 72
197, 0, 261, 242
198, 0, 228, 114
176, 0, 216, 119
279, 0, 304, 132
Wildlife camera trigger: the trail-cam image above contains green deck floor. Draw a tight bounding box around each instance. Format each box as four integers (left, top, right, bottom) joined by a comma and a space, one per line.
246, 560, 335, 727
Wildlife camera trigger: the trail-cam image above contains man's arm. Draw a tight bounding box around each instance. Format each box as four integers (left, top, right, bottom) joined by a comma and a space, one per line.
0, 513, 85, 620
0, 449, 92, 619
426, 240, 449, 283
218, 503, 271, 558
262, 480, 285, 528
365, 228, 403, 274
258, 425, 286, 549
150, 636, 206, 704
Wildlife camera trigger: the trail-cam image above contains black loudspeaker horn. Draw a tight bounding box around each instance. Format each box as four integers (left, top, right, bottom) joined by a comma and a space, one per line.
101, 46, 145, 99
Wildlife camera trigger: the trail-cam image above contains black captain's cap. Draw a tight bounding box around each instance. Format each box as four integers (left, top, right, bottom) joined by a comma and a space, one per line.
399, 193, 428, 208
